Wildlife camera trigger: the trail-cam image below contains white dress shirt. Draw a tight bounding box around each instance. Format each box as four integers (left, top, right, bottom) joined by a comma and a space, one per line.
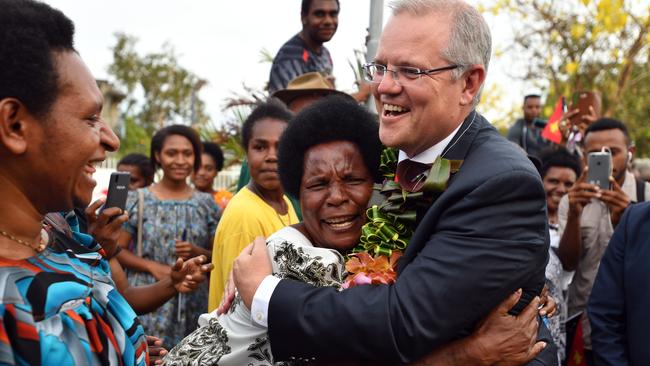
250, 122, 464, 327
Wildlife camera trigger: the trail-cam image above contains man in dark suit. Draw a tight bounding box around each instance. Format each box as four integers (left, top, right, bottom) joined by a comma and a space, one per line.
233, 0, 555, 364
588, 202, 650, 365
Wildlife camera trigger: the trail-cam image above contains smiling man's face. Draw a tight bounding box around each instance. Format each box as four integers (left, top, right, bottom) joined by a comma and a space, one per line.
373, 11, 468, 157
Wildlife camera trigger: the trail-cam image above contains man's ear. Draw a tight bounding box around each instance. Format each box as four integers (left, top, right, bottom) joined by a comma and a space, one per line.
0, 98, 31, 154
459, 65, 486, 106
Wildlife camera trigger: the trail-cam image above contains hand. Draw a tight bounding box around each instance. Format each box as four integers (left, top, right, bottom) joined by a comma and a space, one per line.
567, 168, 600, 217
558, 109, 579, 143
174, 240, 197, 260
217, 269, 237, 315
233, 236, 271, 309
149, 261, 172, 281
85, 198, 128, 256
538, 285, 557, 318
146, 335, 168, 366
599, 176, 631, 227
581, 105, 599, 125
467, 290, 545, 366
170, 255, 214, 293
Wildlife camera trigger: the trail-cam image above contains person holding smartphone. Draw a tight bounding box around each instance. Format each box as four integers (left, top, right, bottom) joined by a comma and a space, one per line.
556, 118, 650, 365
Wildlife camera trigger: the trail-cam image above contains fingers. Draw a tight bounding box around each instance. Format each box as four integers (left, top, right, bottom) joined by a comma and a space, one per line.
518, 296, 540, 322
240, 243, 254, 256
250, 236, 267, 256
201, 263, 214, 273
539, 295, 556, 317
85, 198, 106, 221
496, 288, 522, 315
576, 167, 589, 183
172, 258, 184, 272
527, 341, 547, 360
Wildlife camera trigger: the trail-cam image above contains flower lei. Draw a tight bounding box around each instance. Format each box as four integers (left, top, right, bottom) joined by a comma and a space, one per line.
342, 147, 462, 288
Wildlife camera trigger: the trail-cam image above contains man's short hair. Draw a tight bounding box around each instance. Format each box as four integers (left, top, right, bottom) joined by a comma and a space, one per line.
538, 147, 582, 179
584, 118, 631, 146
301, 0, 340, 15
388, 0, 491, 106
524, 94, 541, 103
0, 0, 76, 118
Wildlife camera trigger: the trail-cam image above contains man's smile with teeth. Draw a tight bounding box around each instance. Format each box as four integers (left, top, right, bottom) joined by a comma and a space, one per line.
383, 104, 410, 115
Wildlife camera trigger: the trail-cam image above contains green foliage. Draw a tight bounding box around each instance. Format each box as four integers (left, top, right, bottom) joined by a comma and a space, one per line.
119, 116, 151, 155
484, 0, 650, 156
108, 33, 210, 157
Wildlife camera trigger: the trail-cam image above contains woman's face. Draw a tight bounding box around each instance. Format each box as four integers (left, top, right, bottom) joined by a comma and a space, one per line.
300, 141, 373, 251
543, 166, 576, 213
40, 52, 120, 211
192, 153, 217, 192
247, 118, 287, 192
117, 164, 147, 191
155, 134, 195, 182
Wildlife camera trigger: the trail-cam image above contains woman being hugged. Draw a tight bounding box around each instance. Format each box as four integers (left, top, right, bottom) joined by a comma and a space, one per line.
117, 125, 221, 346
208, 99, 299, 311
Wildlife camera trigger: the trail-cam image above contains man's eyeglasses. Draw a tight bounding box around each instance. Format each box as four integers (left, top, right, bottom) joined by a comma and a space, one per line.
362, 63, 462, 85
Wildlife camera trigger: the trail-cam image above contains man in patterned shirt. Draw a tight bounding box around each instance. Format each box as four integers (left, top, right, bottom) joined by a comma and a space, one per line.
268, 0, 339, 94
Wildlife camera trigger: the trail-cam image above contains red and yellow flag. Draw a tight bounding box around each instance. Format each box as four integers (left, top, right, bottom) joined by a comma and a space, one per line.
567, 315, 587, 366
542, 97, 565, 144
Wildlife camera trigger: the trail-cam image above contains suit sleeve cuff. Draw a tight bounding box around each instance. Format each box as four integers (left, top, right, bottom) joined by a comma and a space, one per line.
251, 275, 281, 328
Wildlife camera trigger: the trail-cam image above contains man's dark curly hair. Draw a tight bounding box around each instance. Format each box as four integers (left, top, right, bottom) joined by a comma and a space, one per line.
0, 0, 76, 118
584, 117, 631, 146
241, 98, 293, 150
538, 147, 582, 179
150, 125, 203, 172
202, 141, 225, 172
278, 95, 382, 199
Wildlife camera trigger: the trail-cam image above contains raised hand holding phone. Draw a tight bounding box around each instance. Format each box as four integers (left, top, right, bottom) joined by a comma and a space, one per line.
102, 172, 130, 212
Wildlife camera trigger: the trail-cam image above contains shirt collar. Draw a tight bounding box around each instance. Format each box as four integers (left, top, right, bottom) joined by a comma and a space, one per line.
398, 123, 463, 164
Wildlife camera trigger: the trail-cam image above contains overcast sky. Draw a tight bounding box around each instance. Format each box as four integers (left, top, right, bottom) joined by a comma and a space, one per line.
43, 0, 538, 124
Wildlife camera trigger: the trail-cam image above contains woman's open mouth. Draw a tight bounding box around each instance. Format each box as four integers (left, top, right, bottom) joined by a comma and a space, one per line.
322, 215, 359, 230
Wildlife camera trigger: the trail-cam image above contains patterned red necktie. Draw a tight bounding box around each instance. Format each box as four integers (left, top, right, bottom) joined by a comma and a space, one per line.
396, 159, 433, 192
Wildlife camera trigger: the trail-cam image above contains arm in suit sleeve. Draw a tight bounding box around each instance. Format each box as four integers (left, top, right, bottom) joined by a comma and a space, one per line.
267, 169, 549, 363
588, 205, 632, 366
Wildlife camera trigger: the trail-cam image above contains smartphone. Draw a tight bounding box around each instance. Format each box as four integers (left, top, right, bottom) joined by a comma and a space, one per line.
569, 91, 601, 126
587, 152, 612, 190
103, 172, 131, 212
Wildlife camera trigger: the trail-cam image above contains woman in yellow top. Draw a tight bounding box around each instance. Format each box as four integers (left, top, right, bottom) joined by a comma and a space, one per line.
208, 99, 299, 310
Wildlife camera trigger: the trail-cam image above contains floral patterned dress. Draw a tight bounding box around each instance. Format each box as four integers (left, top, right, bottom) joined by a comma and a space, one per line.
163, 226, 345, 365
124, 187, 221, 346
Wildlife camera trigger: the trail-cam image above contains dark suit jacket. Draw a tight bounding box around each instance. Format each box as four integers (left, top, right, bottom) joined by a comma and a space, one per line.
268, 112, 553, 363
589, 202, 650, 365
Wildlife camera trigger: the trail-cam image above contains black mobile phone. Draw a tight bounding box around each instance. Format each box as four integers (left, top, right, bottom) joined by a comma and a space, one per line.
587, 152, 612, 190
103, 172, 131, 212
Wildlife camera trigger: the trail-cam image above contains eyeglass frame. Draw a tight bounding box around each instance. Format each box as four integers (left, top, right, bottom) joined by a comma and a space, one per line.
362, 62, 464, 84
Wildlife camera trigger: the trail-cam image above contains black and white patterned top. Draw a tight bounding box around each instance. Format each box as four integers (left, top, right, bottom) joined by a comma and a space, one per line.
164, 226, 345, 366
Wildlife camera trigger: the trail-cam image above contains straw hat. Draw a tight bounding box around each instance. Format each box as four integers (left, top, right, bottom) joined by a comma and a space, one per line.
272, 72, 352, 105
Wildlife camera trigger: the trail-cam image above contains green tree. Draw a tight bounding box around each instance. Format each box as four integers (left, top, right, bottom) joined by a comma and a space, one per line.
108, 33, 210, 155
483, 0, 650, 155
